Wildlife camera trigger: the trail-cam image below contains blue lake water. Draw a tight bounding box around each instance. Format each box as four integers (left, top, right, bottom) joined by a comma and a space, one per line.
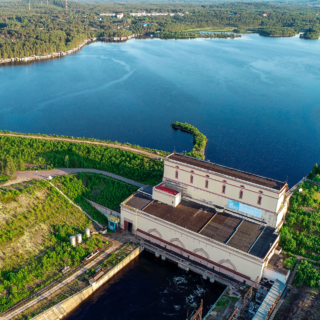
1, 34, 320, 186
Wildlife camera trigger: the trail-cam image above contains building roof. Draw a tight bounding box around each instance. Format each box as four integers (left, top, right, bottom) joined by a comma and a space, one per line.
200, 212, 242, 243
253, 279, 286, 320
155, 182, 179, 195
228, 221, 264, 252
125, 192, 153, 210
249, 227, 279, 258
166, 153, 286, 191
124, 192, 278, 259
109, 215, 120, 223
138, 185, 153, 196
143, 198, 215, 233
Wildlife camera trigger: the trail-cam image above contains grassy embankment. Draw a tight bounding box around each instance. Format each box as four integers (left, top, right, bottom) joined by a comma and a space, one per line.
280, 164, 320, 287
0, 172, 139, 314
171, 121, 208, 159
52, 173, 139, 222
0, 180, 103, 313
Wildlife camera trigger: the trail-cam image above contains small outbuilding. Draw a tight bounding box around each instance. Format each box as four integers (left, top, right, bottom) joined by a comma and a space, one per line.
108, 215, 120, 231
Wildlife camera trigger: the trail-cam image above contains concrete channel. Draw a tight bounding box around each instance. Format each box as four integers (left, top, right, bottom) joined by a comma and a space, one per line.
17, 237, 237, 320
30, 246, 144, 320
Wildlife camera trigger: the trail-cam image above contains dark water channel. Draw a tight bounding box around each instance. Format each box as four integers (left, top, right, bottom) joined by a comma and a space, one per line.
66, 251, 226, 320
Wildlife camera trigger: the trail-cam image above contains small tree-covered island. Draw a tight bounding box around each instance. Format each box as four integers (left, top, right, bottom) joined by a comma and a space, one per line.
0, 122, 320, 319
0, 1, 320, 62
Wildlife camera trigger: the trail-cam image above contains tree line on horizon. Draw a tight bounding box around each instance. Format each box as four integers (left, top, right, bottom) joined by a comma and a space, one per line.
1, 1, 320, 59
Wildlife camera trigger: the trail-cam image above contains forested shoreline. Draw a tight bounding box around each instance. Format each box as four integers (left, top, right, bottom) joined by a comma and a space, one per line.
1, 1, 320, 59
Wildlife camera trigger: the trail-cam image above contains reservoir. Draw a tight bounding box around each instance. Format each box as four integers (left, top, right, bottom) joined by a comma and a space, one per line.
65, 251, 226, 320
1, 34, 320, 185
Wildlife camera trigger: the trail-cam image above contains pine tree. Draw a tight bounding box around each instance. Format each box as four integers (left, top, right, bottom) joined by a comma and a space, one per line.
18, 158, 25, 171
65, 155, 69, 168
3, 157, 16, 176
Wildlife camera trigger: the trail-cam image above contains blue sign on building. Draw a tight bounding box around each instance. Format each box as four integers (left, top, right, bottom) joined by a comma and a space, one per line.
227, 200, 262, 218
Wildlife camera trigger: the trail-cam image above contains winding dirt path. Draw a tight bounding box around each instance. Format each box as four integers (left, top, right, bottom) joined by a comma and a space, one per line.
1, 168, 145, 188
0, 133, 163, 159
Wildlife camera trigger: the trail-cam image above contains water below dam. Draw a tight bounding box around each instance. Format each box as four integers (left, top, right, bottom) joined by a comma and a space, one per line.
65, 251, 226, 320
2, 34, 320, 186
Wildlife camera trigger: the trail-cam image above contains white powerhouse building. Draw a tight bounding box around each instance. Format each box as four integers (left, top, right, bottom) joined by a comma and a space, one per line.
121, 153, 291, 285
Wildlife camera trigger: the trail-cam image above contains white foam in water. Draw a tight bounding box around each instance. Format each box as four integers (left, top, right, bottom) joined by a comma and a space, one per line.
173, 276, 188, 285
174, 305, 181, 310
186, 294, 195, 304
194, 285, 206, 296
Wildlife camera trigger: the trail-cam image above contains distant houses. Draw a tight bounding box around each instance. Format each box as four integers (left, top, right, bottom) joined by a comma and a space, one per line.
99, 13, 124, 19
130, 11, 183, 17
100, 13, 115, 17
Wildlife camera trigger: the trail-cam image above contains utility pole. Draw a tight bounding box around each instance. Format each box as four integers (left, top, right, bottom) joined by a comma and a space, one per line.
187, 300, 203, 320
228, 307, 238, 320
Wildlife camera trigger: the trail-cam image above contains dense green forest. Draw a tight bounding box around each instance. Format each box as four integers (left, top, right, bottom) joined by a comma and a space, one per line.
280, 174, 320, 287
0, 180, 103, 312
0, 135, 164, 185
1, 1, 320, 58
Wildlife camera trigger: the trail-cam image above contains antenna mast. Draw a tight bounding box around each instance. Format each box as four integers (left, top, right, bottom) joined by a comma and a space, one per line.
66, 0, 68, 10
29, 0, 31, 11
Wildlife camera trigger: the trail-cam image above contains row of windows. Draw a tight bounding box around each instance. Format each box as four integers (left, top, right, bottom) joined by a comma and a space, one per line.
175, 170, 263, 205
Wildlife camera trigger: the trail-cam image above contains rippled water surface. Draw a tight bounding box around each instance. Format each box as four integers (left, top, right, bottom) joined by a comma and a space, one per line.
66, 251, 226, 320
1, 34, 320, 185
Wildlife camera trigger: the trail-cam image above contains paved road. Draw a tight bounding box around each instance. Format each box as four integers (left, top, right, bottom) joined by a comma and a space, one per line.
2, 241, 122, 320
2, 168, 145, 188
0, 133, 162, 159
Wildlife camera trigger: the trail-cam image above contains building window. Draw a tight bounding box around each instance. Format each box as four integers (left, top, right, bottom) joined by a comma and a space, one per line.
175, 170, 178, 179
222, 185, 226, 194
190, 175, 194, 184
205, 180, 209, 188
258, 196, 262, 205
239, 190, 243, 199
